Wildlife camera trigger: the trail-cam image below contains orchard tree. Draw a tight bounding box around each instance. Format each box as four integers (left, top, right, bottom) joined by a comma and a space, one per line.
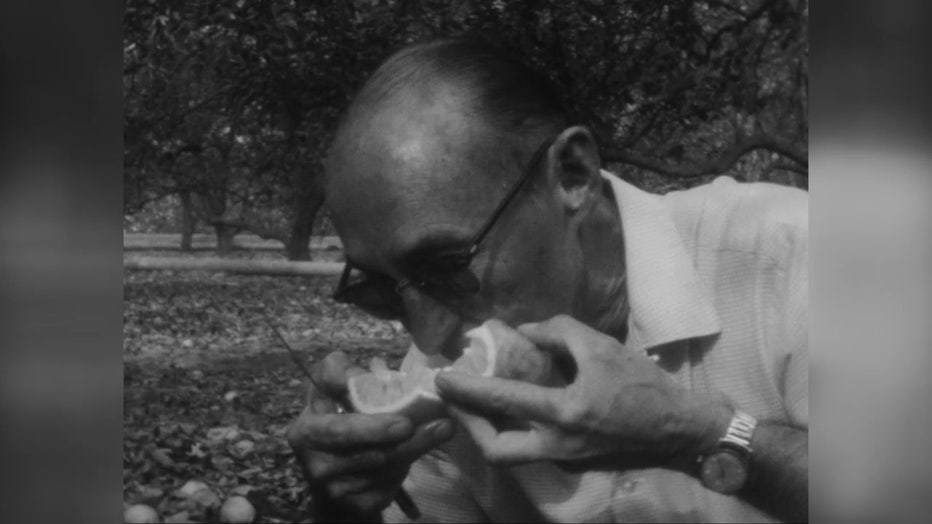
383, 0, 808, 188
124, 0, 807, 258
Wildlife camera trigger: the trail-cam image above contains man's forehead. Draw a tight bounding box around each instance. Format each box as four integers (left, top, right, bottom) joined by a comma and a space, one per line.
328, 137, 498, 269
329, 126, 489, 206
337, 201, 485, 272
325, 85, 518, 263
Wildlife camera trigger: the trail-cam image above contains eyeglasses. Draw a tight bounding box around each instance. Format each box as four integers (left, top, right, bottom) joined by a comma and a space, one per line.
332, 137, 554, 319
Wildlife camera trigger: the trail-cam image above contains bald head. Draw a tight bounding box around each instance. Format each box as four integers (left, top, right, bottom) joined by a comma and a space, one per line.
325, 39, 571, 256
328, 38, 569, 183
342, 38, 567, 140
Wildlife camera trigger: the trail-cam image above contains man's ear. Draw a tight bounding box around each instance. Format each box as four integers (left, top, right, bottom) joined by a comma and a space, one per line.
546, 126, 602, 213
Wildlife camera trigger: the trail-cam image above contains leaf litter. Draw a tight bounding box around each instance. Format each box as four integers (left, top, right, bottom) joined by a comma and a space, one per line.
124, 262, 410, 522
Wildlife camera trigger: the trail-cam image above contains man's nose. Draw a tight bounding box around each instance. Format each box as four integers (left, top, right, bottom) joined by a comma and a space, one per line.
399, 287, 466, 358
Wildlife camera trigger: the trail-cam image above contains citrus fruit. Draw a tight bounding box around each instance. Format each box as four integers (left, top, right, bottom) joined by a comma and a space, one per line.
124, 504, 159, 524
176, 480, 222, 512
347, 319, 556, 421
219, 495, 257, 523
451, 319, 554, 385
176, 480, 210, 498
347, 357, 445, 425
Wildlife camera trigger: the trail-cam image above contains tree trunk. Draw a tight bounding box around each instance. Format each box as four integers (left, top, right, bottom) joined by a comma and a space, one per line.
286, 223, 313, 261
203, 188, 238, 256
179, 190, 195, 252
214, 224, 237, 255
285, 180, 327, 261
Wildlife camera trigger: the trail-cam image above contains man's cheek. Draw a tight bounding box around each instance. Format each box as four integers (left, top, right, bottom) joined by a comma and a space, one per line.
529, 248, 578, 309
489, 276, 569, 325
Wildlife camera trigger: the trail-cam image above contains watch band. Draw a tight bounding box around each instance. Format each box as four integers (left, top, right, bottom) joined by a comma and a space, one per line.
720, 410, 757, 456
697, 410, 759, 494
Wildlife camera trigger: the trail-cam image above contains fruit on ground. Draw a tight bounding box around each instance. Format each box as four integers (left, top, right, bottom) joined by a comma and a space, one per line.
219, 495, 257, 523
176, 480, 209, 498
347, 319, 555, 421
124, 504, 159, 524
189, 487, 222, 509
175, 480, 221, 511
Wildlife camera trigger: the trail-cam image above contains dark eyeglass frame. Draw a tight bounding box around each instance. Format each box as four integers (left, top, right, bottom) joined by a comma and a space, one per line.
333, 136, 555, 318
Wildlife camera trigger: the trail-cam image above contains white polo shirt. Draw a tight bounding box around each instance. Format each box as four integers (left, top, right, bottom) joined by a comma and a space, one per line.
386, 172, 808, 523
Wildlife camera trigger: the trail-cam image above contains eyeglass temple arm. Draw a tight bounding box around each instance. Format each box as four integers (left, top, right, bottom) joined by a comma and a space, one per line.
466, 138, 554, 252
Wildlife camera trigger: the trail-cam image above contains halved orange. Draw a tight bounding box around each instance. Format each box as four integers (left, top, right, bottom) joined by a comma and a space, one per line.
450, 319, 554, 384
346, 319, 555, 423
346, 358, 444, 425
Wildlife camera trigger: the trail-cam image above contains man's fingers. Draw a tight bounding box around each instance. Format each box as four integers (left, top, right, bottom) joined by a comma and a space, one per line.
307, 417, 454, 481
309, 449, 390, 479
310, 396, 336, 415
517, 320, 572, 357
447, 406, 549, 465
435, 371, 563, 423
327, 465, 407, 498
520, 314, 628, 367
327, 474, 376, 498
383, 418, 456, 465
517, 315, 593, 361
334, 486, 399, 517
446, 406, 498, 453
287, 412, 413, 451
309, 351, 366, 398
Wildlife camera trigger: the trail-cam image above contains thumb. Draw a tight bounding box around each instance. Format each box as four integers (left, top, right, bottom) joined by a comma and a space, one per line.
517, 318, 582, 382
517, 315, 595, 362
311, 351, 366, 398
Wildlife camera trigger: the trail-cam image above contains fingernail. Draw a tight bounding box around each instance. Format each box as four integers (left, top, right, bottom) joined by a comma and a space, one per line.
430, 419, 454, 439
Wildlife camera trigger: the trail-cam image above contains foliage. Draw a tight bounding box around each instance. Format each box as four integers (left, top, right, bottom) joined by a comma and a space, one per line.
432, 0, 809, 185
124, 0, 808, 244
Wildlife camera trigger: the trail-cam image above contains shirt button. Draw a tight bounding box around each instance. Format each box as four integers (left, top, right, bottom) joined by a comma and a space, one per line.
621, 478, 640, 493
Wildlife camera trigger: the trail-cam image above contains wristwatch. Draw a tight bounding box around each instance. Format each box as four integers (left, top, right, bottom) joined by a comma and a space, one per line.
699, 410, 758, 494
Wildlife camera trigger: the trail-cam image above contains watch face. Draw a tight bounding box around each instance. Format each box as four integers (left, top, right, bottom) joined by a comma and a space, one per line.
701, 450, 749, 494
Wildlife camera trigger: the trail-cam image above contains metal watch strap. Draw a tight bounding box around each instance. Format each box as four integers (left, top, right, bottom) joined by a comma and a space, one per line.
695, 409, 759, 494
720, 410, 757, 456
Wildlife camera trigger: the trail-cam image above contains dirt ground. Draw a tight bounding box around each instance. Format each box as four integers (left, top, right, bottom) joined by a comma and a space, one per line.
123, 249, 410, 523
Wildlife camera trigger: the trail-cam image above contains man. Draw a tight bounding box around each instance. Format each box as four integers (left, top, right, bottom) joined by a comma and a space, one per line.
287, 38, 808, 523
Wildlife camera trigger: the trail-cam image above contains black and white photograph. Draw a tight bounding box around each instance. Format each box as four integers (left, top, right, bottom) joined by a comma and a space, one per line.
122, 1, 809, 522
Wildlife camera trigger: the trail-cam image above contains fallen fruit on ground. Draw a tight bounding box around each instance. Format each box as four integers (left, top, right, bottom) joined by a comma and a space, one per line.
124, 504, 159, 524
347, 319, 556, 422
189, 486, 222, 509
175, 480, 221, 512
176, 480, 209, 498
219, 495, 257, 523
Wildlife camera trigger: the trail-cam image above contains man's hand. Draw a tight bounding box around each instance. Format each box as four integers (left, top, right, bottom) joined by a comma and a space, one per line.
436, 315, 807, 521
286, 351, 456, 521
434, 315, 730, 469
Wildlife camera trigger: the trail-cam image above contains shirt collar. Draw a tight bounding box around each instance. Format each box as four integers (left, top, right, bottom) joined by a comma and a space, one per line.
603, 170, 721, 351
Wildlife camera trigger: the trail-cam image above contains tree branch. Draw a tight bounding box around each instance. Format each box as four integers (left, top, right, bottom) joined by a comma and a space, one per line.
763, 160, 807, 177
602, 132, 807, 178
